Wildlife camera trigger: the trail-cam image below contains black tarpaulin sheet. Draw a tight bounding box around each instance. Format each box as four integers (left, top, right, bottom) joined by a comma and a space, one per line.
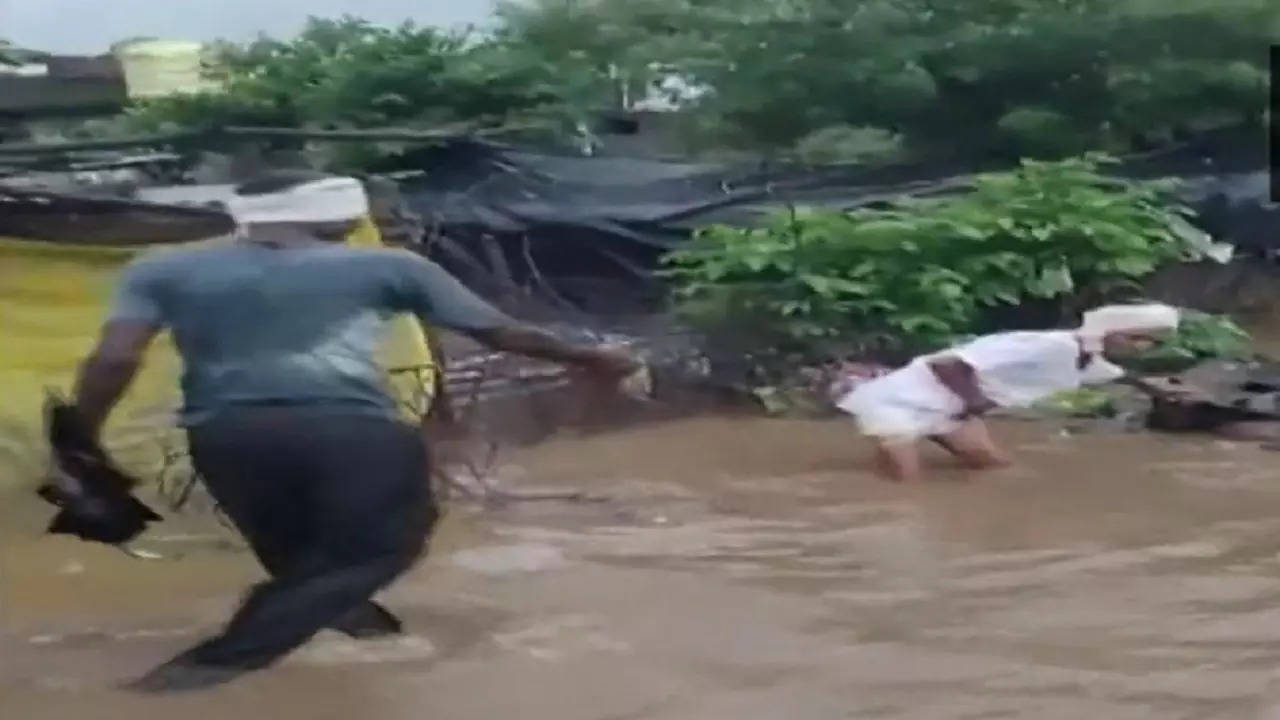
390, 129, 1275, 307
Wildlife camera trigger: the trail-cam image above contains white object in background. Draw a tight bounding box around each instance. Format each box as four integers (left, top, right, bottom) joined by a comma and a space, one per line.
113, 39, 213, 99
0, 63, 49, 77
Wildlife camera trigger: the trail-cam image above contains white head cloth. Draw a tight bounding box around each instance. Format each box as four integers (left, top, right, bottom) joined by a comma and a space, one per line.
226, 176, 369, 225
1078, 303, 1179, 351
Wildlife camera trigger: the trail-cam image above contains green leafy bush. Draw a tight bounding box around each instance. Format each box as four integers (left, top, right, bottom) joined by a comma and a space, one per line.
662, 155, 1218, 357
491, 0, 1274, 158
1037, 388, 1116, 417
87, 1, 1273, 165
793, 125, 905, 165
1124, 311, 1253, 373
121, 18, 563, 137
996, 106, 1089, 158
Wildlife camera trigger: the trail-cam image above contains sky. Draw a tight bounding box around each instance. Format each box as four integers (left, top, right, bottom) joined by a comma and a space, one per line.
2, 0, 496, 53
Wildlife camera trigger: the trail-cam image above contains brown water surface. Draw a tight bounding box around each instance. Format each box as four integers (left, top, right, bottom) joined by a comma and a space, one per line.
6, 416, 1280, 719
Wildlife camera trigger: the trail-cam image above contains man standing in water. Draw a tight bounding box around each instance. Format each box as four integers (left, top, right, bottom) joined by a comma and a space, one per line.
69, 172, 639, 691
834, 304, 1179, 481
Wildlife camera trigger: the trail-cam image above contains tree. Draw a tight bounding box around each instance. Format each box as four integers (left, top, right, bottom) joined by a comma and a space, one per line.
113, 1, 1277, 165
492, 0, 1276, 159
123, 17, 565, 135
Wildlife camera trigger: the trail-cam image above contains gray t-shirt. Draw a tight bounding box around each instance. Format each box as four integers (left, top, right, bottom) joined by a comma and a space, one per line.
108, 241, 511, 424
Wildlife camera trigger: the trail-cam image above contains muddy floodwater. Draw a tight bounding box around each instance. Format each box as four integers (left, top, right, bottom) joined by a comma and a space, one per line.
7, 415, 1280, 719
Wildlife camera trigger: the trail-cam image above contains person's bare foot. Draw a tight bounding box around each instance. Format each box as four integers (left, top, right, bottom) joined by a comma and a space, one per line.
877, 468, 922, 482
986, 452, 1014, 468
949, 450, 1011, 470
970, 455, 1012, 470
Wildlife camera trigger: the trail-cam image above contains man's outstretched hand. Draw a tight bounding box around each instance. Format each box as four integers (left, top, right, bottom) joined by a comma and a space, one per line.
470, 325, 649, 398
580, 345, 641, 378
574, 346, 652, 400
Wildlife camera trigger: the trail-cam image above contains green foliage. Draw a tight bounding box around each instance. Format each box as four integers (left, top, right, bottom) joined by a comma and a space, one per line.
661, 155, 1217, 355
492, 0, 1276, 157
1168, 311, 1253, 360
1124, 311, 1253, 373
996, 107, 1089, 158
1039, 314, 1259, 413
121, 17, 565, 136
793, 125, 904, 165
98, 0, 1276, 164
1037, 388, 1116, 417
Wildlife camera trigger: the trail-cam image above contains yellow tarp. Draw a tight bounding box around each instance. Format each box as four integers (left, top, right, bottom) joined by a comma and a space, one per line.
0, 222, 437, 493
347, 217, 440, 420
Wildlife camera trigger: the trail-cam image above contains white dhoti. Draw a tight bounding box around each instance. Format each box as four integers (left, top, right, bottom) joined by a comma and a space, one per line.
835, 360, 964, 440
835, 305, 1181, 444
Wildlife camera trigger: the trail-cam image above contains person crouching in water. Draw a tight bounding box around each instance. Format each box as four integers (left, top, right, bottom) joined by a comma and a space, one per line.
834, 304, 1179, 482
69, 172, 640, 691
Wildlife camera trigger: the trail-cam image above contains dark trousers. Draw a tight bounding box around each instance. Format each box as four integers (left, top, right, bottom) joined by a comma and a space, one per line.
175, 408, 437, 672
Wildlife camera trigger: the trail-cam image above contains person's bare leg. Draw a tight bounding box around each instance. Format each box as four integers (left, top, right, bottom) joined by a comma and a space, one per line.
872, 438, 923, 482
934, 418, 1010, 470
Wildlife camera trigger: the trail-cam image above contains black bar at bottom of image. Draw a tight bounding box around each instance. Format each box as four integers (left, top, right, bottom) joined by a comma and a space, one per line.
1271, 45, 1279, 202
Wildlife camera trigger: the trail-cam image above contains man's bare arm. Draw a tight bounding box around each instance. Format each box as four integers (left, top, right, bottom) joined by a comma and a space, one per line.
73, 321, 159, 437
468, 325, 637, 377
927, 356, 995, 416
392, 255, 638, 379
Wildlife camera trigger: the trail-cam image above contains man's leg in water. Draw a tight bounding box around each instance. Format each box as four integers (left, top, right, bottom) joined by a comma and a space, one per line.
189, 427, 403, 640
131, 412, 436, 692
931, 418, 1011, 470
224, 494, 404, 639
870, 437, 923, 481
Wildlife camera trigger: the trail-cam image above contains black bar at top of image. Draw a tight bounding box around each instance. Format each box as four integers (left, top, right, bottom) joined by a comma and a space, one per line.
1272, 45, 1280, 202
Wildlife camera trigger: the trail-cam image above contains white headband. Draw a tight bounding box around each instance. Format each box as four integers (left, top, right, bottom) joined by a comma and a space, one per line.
1079, 303, 1179, 350
226, 177, 369, 225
